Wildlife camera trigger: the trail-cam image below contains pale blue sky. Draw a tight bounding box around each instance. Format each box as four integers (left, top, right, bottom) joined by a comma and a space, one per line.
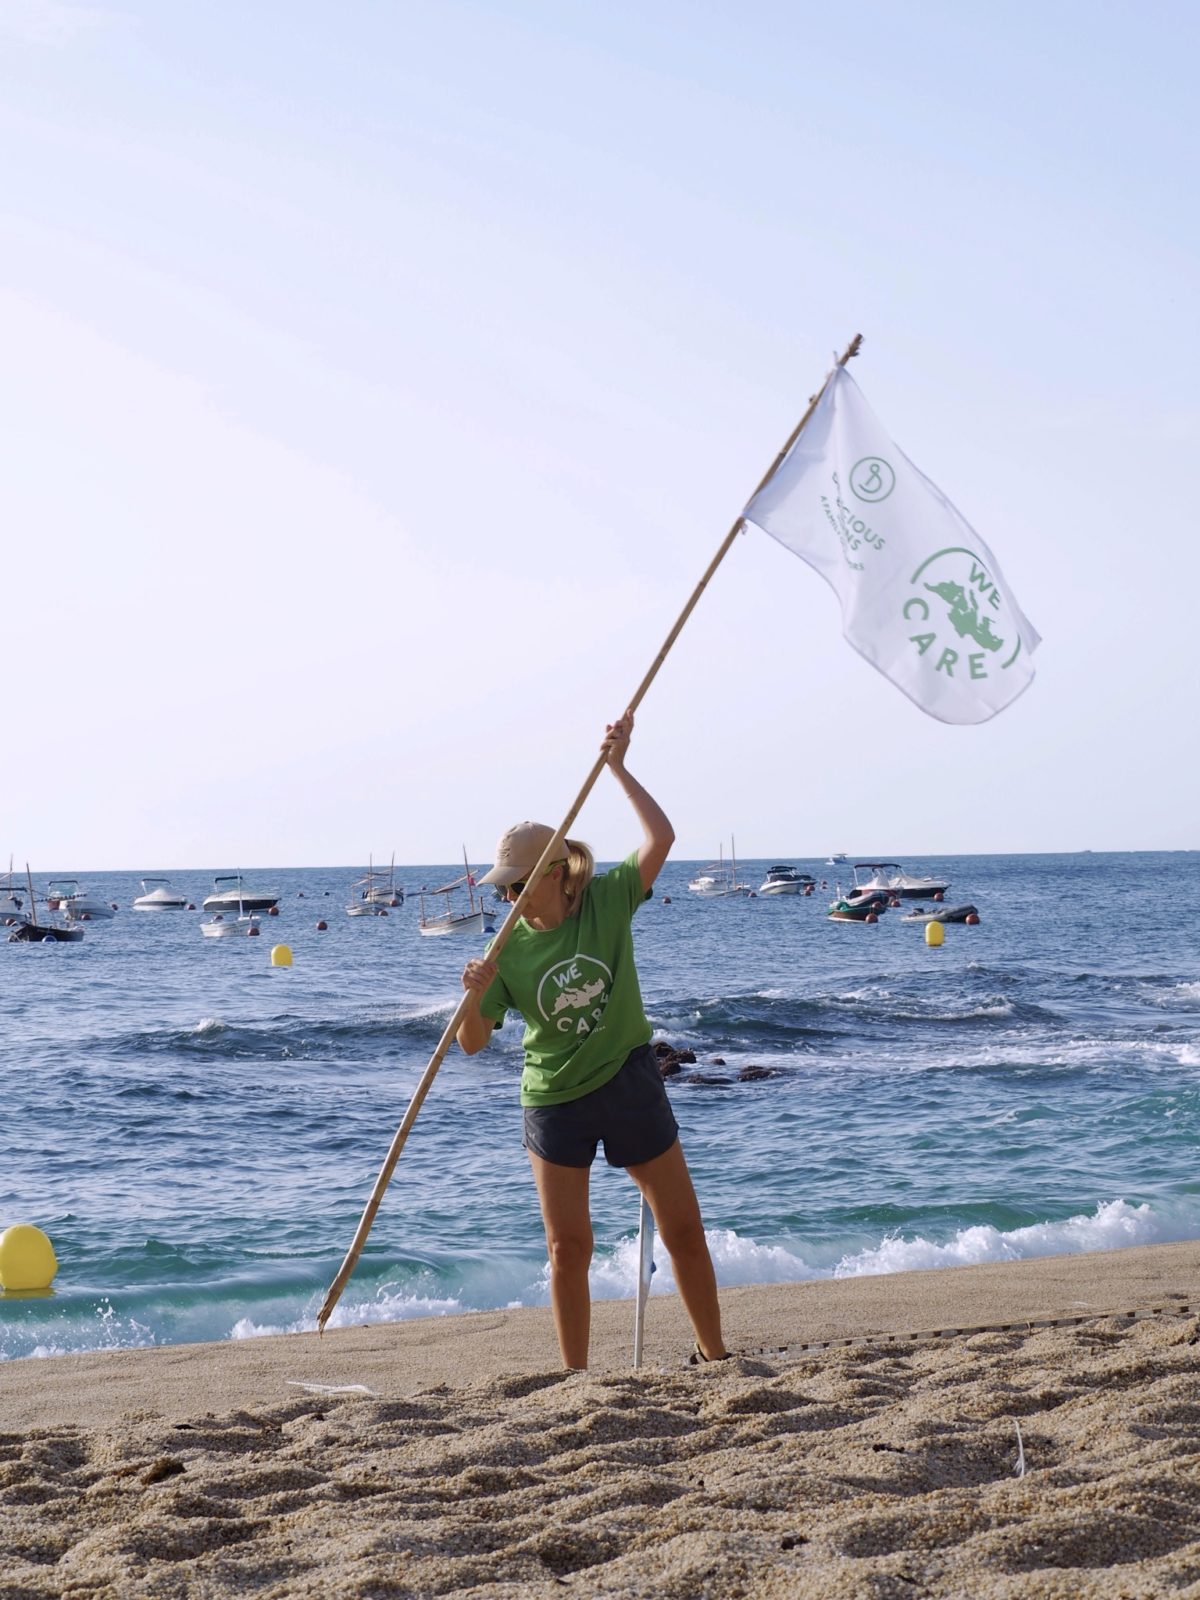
2, 0, 1197, 868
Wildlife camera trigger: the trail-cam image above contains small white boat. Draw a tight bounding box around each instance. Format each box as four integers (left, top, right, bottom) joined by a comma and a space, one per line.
203, 874, 280, 912
132, 877, 189, 910
361, 853, 403, 906
200, 904, 261, 938
687, 839, 751, 898
54, 881, 117, 920
826, 853, 849, 866
757, 865, 816, 896
419, 849, 493, 936
348, 855, 401, 916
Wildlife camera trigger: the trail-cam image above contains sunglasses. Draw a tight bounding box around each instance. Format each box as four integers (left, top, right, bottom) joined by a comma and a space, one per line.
508, 859, 566, 897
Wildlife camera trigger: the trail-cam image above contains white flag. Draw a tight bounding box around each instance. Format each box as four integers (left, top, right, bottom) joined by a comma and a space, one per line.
742, 367, 1040, 724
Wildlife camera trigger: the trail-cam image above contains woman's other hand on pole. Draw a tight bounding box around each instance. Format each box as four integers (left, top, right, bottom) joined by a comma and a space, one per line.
602, 708, 634, 770
462, 958, 498, 997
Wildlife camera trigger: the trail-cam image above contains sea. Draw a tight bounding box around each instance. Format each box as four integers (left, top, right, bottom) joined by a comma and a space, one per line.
2, 852, 1199, 1362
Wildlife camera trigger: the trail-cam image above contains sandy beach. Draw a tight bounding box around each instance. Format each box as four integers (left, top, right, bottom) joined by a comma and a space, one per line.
2, 1243, 1199, 1597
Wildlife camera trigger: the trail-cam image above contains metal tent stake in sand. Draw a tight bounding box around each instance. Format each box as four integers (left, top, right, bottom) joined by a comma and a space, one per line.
316, 332, 865, 1343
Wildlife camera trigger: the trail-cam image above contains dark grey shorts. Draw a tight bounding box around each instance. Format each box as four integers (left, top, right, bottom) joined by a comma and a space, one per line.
523, 1043, 679, 1170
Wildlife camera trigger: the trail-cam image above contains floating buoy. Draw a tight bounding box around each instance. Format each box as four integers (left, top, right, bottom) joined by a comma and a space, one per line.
889, 897, 901, 908
380, 908, 389, 917
865, 912, 878, 923
0, 1224, 58, 1291
662, 895, 671, 903
270, 944, 293, 967
389, 897, 400, 907
316, 920, 328, 931
81, 913, 92, 922
41, 934, 56, 945
965, 913, 980, 925
933, 890, 944, 902
187, 903, 196, 911
247, 924, 261, 937
925, 921, 945, 947
267, 905, 279, 916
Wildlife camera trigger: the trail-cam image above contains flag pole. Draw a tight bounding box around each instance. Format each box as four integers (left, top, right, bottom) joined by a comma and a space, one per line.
315, 331, 863, 1334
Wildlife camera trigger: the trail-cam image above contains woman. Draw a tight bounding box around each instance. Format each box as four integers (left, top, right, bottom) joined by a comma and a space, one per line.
458, 709, 727, 1370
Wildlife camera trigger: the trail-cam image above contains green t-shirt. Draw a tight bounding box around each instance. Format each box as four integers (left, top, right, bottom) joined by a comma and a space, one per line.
479, 852, 653, 1107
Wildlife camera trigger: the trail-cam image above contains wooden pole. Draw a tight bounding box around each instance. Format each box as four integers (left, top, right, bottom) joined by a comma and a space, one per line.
315, 332, 863, 1334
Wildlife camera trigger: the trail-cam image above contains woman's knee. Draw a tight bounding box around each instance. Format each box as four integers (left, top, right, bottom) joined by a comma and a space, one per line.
659, 1213, 708, 1262
546, 1231, 593, 1275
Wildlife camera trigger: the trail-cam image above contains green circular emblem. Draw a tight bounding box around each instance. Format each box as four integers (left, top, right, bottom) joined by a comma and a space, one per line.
850, 457, 895, 503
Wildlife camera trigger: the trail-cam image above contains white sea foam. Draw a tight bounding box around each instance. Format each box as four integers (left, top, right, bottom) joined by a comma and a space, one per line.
231, 1291, 468, 1341
193, 1017, 225, 1034
1150, 980, 1200, 1009
832, 1199, 1184, 1279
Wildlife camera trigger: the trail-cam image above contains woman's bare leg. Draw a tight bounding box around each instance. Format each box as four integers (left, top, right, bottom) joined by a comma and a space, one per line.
528, 1153, 593, 1369
627, 1140, 726, 1359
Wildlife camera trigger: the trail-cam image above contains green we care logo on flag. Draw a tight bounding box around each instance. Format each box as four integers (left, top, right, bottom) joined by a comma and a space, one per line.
742, 367, 1040, 725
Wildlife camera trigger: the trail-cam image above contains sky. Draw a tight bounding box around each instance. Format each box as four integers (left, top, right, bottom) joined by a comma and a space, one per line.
2, 0, 1197, 870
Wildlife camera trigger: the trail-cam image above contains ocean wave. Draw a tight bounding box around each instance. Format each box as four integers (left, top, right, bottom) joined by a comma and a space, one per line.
103, 1008, 451, 1062
231, 1292, 468, 1340
831, 1199, 1185, 1278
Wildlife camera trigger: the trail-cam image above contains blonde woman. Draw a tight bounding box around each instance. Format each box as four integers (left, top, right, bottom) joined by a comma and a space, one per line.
458, 710, 727, 1370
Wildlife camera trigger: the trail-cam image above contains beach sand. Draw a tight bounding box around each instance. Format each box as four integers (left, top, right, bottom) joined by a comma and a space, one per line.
3, 1241, 1200, 1597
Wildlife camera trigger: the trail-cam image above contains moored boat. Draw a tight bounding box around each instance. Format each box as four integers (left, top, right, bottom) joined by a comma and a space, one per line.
851, 861, 950, 900
8, 864, 84, 941
687, 839, 751, 898
202, 874, 280, 913
828, 895, 888, 923
200, 905, 261, 938
900, 903, 979, 925
132, 878, 189, 910
757, 865, 816, 896
419, 849, 493, 936
9, 920, 84, 943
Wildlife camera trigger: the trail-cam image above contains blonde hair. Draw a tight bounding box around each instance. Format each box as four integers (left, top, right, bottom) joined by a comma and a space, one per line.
561, 837, 595, 917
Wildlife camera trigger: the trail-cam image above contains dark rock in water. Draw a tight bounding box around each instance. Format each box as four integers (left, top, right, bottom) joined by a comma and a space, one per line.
653, 1041, 696, 1078
710, 1057, 726, 1066
738, 1064, 778, 1082
684, 1074, 732, 1088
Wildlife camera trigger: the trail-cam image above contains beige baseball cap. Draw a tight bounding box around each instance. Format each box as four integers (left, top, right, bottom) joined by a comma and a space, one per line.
478, 821, 561, 887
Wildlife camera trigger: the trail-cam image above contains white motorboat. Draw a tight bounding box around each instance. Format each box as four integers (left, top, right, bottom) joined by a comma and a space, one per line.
826, 853, 849, 866
757, 865, 816, 896
888, 867, 951, 899
132, 877, 189, 910
55, 881, 116, 920
851, 861, 950, 900
851, 862, 901, 896
687, 839, 751, 898
419, 849, 493, 936
200, 904, 261, 938
203, 874, 280, 913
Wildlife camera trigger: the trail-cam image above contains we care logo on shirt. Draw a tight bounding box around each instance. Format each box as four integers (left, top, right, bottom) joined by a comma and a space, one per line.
535, 956, 614, 1037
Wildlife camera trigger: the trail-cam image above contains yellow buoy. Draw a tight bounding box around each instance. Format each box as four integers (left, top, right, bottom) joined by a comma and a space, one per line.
0, 1225, 58, 1291
270, 944, 293, 968
924, 920, 945, 948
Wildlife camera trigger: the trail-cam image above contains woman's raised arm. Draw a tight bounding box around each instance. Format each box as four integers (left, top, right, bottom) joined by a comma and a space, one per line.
601, 709, 675, 892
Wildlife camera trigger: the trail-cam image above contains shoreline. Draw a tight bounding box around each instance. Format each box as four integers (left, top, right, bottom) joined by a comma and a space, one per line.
3, 1238, 1197, 1430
